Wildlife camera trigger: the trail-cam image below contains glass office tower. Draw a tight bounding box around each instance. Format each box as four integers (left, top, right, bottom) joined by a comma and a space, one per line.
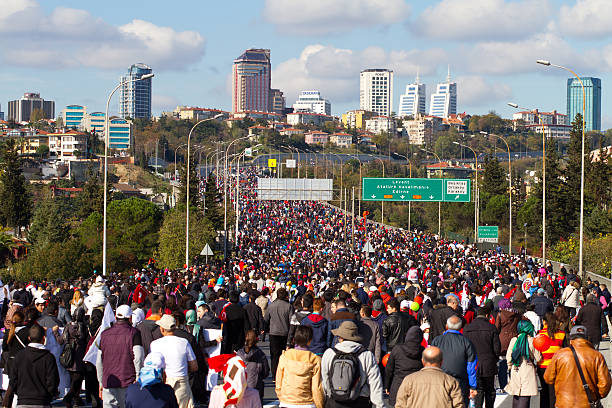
567, 77, 601, 131
119, 63, 153, 119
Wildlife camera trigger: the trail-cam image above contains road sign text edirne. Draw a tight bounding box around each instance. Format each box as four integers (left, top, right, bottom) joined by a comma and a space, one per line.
362, 178, 471, 202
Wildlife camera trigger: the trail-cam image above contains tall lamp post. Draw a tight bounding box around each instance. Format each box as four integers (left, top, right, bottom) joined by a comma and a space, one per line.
394, 152, 413, 231
508, 102, 548, 263
367, 155, 385, 224
481, 131, 512, 254
454, 142, 479, 245
420, 148, 442, 236
185, 114, 223, 269
536, 59, 587, 277
103, 73, 154, 276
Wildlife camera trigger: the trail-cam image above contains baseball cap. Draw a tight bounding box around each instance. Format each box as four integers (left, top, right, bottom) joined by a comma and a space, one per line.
373, 299, 385, 311
116, 304, 132, 319
156, 314, 176, 331
570, 325, 587, 338
34, 298, 46, 305
195, 300, 206, 308
400, 300, 411, 311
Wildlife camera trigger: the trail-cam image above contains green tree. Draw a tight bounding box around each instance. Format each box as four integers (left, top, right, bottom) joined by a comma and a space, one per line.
481, 156, 508, 196
561, 113, 589, 234
0, 139, 32, 235
178, 155, 201, 210
156, 207, 217, 269
30, 108, 46, 123
433, 128, 460, 158
28, 199, 70, 247
481, 194, 510, 227
36, 144, 49, 159
204, 175, 224, 230
77, 165, 104, 219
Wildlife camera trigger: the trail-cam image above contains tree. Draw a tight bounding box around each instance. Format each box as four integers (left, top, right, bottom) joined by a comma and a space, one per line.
36, 144, 49, 159
433, 128, 460, 158
178, 154, 201, 210
156, 207, 217, 269
562, 113, 589, 234
204, 175, 224, 230
0, 139, 32, 235
55, 117, 64, 129
481, 156, 507, 196
77, 165, 104, 219
28, 199, 70, 248
30, 108, 46, 123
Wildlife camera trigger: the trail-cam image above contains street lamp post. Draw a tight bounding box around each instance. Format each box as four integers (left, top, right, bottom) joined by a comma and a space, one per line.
103, 73, 153, 276
508, 102, 548, 263
454, 142, 479, 245
367, 155, 385, 223
394, 152, 413, 231
481, 131, 513, 254
420, 148, 442, 236
536, 59, 587, 277
185, 114, 223, 269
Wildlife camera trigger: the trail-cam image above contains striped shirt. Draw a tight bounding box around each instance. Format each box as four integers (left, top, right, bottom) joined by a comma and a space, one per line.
537, 328, 566, 368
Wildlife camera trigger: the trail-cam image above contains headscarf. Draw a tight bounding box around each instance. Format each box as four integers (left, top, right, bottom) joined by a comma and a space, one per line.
498, 298, 512, 311
510, 320, 534, 367
186, 310, 197, 326
137, 352, 165, 389
208, 354, 248, 407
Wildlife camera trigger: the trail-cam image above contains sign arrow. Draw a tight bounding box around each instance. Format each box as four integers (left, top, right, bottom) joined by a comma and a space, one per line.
429, 195, 434, 199
371, 194, 377, 198
400, 195, 405, 199
455, 195, 459, 200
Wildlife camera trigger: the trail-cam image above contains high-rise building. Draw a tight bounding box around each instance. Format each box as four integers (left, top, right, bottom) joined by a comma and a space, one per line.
82, 112, 106, 134
270, 89, 285, 114
108, 117, 131, 150
232, 49, 271, 113
119, 63, 153, 119
360, 69, 393, 116
429, 67, 457, 118
0, 104, 4, 121
8, 93, 55, 122
61, 105, 87, 129
567, 77, 601, 131
398, 73, 426, 118
292, 90, 331, 115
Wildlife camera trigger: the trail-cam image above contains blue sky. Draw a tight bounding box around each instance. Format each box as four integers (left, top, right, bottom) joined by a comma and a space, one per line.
1, 0, 611, 128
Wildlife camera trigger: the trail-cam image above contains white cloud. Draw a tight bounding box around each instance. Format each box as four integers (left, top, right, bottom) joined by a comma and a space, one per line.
559, 0, 612, 38
462, 32, 601, 75
263, 0, 410, 35
456, 76, 512, 107
413, 0, 550, 41
152, 94, 180, 113
0, 0, 205, 70
273, 44, 448, 104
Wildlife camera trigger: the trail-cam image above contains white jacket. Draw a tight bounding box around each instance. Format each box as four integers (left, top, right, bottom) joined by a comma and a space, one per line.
561, 284, 581, 309
88, 282, 110, 308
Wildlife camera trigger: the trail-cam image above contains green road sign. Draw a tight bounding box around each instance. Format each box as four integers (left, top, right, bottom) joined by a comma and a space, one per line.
478, 226, 499, 243
362, 178, 471, 202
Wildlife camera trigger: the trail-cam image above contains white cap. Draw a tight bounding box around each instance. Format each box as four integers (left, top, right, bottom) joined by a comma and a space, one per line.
95, 276, 104, 283
116, 304, 132, 319
400, 300, 411, 310
143, 352, 165, 370
35, 298, 46, 305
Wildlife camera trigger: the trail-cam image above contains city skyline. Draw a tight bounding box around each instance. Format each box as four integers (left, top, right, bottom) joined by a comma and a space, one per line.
1, 0, 612, 127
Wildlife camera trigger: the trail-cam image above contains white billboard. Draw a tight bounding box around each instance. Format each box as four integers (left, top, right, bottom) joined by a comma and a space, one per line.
257, 178, 333, 201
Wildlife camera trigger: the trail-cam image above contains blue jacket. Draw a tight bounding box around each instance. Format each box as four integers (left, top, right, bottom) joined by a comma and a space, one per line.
430, 330, 478, 389
327, 308, 357, 347
301, 313, 329, 355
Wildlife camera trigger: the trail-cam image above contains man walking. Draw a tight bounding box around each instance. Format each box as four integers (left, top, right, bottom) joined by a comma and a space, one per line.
431, 315, 478, 406
463, 306, 501, 408
395, 346, 464, 408
264, 287, 292, 378
97, 305, 144, 408
575, 295, 604, 349
150, 314, 198, 408
544, 325, 612, 407
429, 295, 461, 341
9, 324, 60, 408
382, 298, 417, 352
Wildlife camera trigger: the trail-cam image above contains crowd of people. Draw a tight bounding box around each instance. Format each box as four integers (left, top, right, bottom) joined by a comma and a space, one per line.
0, 169, 610, 408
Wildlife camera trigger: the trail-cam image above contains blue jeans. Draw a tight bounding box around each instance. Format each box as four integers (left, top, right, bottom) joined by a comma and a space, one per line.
498, 358, 508, 389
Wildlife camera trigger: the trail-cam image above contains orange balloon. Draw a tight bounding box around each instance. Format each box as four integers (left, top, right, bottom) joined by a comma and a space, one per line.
533, 334, 551, 352
382, 353, 390, 367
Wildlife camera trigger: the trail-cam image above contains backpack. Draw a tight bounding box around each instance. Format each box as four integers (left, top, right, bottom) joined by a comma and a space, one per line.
328, 347, 365, 402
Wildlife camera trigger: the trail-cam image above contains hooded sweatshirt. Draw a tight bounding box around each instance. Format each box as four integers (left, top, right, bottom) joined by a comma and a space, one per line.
9, 344, 60, 406
301, 313, 329, 355
275, 348, 324, 408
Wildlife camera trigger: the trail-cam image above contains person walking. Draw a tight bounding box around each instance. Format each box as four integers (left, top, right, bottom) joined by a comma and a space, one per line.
220, 291, 250, 353
357, 305, 381, 364
62, 308, 88, 408
495, 298, 521, 390
463, 306, 501, 408
97, 305, 144, 408
544, 325, 612, 408
136, 300, 163, 354
382, 298, 417, 352
150, 315, 198, 408
394, 346, 463, 408
125, 352, 179, 408
384, 326, 424, 406
504, 320, 542, 408
428, 295, 461, 342
575, 294, 604, 349
430, 315, 478, 406
536, 312, 567, 408
276, 326, 324, 408
264, 288, 292, 378
321, 321, 385, 408
560, 281, 581, 319
301, 298, 329, 356
1, 311, 28, 407
243, 292, 265, 339
9, 324, 60, 408
237, 330, 269, 404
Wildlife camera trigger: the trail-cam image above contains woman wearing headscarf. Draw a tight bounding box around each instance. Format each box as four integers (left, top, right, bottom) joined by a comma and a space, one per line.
504, 320, 542, 408
384, 326, 424, 406
208, 354, 262, 408
125, 352, 179, 408
495, 297, 522, 389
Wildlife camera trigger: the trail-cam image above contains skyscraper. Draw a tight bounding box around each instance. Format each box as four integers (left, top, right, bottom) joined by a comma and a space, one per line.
567, 77, 601, 131
8, 93, 55, 122
360, 69, 393, 116
232, 49, 271, 113
119, 63, 153, 119
398, 72, 426, 118
429, 67, 457, 118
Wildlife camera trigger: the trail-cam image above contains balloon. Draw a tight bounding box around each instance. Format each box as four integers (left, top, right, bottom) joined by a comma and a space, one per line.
533, 334, 551, 352
382, 353, 390, 367
410, 302, 420, 312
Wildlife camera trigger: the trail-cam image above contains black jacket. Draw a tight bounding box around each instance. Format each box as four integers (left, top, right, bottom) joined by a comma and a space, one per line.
9, 345, 60, 406
463, 316, 501, 377
385, 327, 424, 406
575, 302, 603, 344
530, 295, 554, 318
221, 302, 250, 353
428, 305, 461, 342
381, 311, 417, 351
243, 302, 264, 333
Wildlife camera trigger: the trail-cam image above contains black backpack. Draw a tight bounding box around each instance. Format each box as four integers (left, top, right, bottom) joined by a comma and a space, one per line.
328, 347, 365, 402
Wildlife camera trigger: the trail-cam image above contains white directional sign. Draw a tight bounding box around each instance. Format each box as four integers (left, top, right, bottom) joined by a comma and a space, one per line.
200, 243, 214, 256
362, 241, 375, 253
286, 159, 296, 169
